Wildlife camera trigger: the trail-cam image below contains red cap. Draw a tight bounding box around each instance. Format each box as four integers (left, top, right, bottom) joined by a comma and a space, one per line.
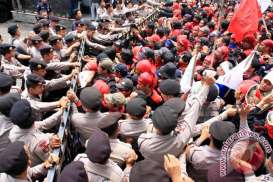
172, 2, 180, 10
262, 39, 273, 49
184, 22, 193, 30
217, 46, 229, 59
138, 72, 154, 87
177, 36, 190, 50
84, 62, 97, 71
173, 9, 181, 18
147, 34, 161, 43
267, 12, 273, 19
94, 80, 110, 96
136, 60, 152, 74
237, 80, 257, 96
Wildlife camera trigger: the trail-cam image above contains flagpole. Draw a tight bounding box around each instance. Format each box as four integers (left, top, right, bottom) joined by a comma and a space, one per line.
210, 0, 225, 68
262, 17, 270, 35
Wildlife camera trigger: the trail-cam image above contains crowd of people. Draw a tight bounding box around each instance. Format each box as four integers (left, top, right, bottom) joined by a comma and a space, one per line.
1, 0, 273, 181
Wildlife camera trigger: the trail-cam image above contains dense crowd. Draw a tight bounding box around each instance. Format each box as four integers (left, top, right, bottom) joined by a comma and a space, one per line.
1, 0, 273, 181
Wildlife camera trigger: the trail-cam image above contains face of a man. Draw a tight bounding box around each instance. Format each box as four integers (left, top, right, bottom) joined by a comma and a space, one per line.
259, 79, 273, 92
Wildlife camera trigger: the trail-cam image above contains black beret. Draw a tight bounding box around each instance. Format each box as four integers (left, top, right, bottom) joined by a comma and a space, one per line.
159, 79, 181, 96
29, 58, 47, 71
49, 35, 62, 45
26, 73, 46, 88
7, 24, 18, 36
87, 23, 96, 30
117, 78, 134, 91
158, 62, 177, 79
0, 72, 13, 88
38, 19, 50, 26
31, 35, 42, 44
162, 98, 185, 115
64, 33, 77, 43
0, 93, 21, 117
50, 16, 60, 22
10, 99, 34, 129
0, 141, 28, 176
86, 130, 111, 164
39, 31, 50, 41
58, 161, 88, 182
98, 112, 122, 129
40, 45, 53, 56
152, 105, 178, 134
0, 43, 15, 55
55, 24, 67, 32
209, 121, 236, 141
130, 158, 171, 182
33, 23, 42, 34
80, 87, 102, 110
126, 98, 147, 117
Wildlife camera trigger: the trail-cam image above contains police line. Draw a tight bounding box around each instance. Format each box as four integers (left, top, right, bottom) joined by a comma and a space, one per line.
46, 9, 160, 182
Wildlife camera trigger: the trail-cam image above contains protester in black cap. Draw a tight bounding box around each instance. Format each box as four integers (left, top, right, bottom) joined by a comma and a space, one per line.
98, 112, 136, 168
70, 87, 106, 145
0, 72, 13, 96
0, 43, 27, 79
159, 79, 181, 101
8, 99, 64, 166
158, 62, 177, 80
58, 161, 88, 182
0, 93, 21, 153
117, 78, 134, 97
74, 129, 127, 181
114, 63, 128, 79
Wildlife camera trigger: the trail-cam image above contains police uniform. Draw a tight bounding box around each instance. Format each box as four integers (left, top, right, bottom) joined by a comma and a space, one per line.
30, 35, 43, 60
8, 100, 62, 166
0, 44, 27, 79
22, 74, 61, 121
187, 121, 236, 182
71, 87, 107, 145
74, 130, 124, 182
0, 93, 21, 153
0, 141, 47, 182
138, 85, 209, 160
98, 112, 133, 167
119, 118, 152, 137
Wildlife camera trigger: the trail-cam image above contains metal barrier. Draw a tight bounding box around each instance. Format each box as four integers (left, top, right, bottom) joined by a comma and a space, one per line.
46, 8, 160, 182
46, 38, 86, 182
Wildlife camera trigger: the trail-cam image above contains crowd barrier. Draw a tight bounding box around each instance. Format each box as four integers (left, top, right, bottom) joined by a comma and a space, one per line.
46, 9, 159, 182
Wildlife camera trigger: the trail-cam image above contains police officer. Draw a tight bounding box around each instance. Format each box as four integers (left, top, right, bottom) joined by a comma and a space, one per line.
186, 121, 236, 181
7, 24, 21, 47
0, 73, 14, 96
0, 93, 21, 153
49, 35, 68, 61
74, 130, 134, 182
0, 141, 59, 181
8, 100, 63, 166
30, 35, 43, 59
0, 43, 27, 79
69, 87, 107, 145
21, 73, 68, 121
98, 112, 135, 167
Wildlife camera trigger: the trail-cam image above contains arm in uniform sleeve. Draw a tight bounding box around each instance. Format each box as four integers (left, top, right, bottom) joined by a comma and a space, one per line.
47, 62, 75, 71
193, 111, 228, 137
85, 38, 106, 50
33, 139, 51, 164
45, 75, 71, 92
28, 163, 48, 179
178, 153, 189, 176
35, 109, 63, 131
175, 85, 209, 144
29, 99, 59, 113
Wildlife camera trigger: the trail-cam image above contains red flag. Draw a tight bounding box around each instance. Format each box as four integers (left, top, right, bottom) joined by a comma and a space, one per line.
228, 0, 262, 42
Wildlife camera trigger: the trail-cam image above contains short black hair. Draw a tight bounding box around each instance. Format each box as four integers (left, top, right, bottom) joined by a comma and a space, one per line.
121, 48, 133, 65
0, 85, 12, 95
103, 47, 116, 61
211, 136, 224, 150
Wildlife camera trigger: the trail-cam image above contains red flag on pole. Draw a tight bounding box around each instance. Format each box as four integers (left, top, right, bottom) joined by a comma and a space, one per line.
227, 0, 262, 42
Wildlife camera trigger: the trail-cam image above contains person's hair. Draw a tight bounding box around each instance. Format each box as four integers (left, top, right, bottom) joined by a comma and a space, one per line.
0, 85, 12, 95
121, 48, 133, 65
162, 52, 174, 64
9, 149, 28, 177
221, 19, 230, 31
103, 47, 116, 61
211, 137, 224, 150
101, 122, 119, 137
